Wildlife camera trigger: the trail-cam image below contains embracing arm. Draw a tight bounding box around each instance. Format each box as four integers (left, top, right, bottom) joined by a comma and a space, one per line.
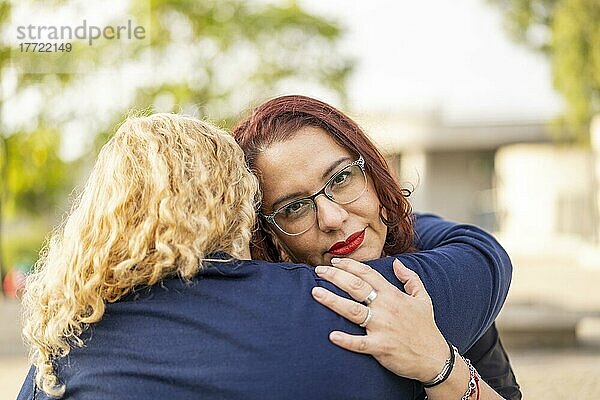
367, 213, 512, 352
312, 258, 506, 399
311, 213, 512, 399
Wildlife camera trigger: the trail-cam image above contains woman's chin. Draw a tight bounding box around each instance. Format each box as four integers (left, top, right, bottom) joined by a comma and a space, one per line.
334, 247, 380, 263
319, 244, 383, 265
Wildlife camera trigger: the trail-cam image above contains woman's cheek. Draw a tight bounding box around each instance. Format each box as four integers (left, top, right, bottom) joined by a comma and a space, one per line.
284, 235, 320, 265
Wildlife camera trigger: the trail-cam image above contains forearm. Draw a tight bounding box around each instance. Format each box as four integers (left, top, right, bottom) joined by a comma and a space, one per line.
313, 257, 509, 399
366, 214, 512, 351
367, 249, 507, 352
408, 214, 518, 398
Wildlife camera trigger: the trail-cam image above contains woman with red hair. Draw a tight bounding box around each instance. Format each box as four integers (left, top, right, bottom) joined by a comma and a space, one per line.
233, 95, 520, 399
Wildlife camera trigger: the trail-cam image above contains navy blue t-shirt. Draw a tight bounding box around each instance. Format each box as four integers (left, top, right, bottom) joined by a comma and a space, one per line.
18, 214, 511, 399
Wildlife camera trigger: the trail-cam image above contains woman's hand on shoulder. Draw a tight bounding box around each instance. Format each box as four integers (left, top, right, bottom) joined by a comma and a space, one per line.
311, 258, 449, 382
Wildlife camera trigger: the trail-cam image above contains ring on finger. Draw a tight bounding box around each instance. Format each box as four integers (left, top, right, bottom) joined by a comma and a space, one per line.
363, 288, 378, 305
359, 307, 373, 328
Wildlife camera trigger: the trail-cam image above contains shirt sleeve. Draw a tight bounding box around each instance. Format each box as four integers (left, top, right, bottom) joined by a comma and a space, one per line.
366, 213, 512, 353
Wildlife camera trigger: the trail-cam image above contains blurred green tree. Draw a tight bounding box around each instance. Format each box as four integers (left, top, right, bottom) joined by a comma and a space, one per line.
100, 0, 352, 142
489, 0, 600, 143
4, 128, 74, 217
1, 1, 82, 291
0, 0, 351, 291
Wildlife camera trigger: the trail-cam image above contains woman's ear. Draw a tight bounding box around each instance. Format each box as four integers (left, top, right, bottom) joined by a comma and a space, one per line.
266, 227, 293, 263
251, 217, 293, 263
379, 204, 388, 222
379, 204, 388, 225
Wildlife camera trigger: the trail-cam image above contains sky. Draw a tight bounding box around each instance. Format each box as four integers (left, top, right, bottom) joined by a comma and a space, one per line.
299, 0, 564, 123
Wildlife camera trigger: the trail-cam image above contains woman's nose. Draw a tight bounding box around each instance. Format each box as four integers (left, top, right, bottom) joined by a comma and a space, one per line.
314, 195, 348, 232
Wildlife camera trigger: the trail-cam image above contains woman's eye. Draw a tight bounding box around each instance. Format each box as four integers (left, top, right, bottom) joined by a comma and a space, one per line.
332, 171, 351, 186
283, 201, 310, 217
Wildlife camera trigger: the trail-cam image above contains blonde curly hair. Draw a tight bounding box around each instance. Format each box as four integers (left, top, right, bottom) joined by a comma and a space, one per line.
21, 113, 259, 397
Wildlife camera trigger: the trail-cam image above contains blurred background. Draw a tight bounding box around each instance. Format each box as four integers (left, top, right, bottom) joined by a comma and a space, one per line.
1, 0, 599, 398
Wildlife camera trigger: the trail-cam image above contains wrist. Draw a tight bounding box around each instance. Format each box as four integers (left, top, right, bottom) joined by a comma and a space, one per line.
420, 339, 455, 387
425, 350, 481, 400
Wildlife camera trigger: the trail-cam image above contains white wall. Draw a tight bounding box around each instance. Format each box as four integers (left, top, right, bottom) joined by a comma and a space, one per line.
495, 144, 596, 241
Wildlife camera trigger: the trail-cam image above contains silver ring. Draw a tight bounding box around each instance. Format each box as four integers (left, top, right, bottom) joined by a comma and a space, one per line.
359, 307, 373, 328
363, 289, 378, 305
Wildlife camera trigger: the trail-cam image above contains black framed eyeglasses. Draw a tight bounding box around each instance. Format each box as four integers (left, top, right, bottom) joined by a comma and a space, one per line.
261, 155, 367, 236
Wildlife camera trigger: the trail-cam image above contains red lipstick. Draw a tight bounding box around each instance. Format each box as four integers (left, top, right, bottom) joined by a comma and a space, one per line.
328, 229, 366, 256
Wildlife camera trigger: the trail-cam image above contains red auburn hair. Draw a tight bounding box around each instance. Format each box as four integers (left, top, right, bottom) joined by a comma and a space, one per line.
232, 94, 414, 262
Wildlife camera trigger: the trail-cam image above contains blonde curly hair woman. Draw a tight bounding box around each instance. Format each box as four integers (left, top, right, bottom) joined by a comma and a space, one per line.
20, 114, 257, 397
17, 113, 503, 400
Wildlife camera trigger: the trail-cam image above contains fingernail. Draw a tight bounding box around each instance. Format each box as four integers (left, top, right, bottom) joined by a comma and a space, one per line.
331, 258, 341, 264
330, 331, 342, 341
312, 287, 326, 298
315, 266, 329, 275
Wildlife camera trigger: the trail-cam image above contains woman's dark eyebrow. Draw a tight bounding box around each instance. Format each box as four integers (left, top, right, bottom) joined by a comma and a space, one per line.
322, 157, 352, 179
270, 156, 353, 211
270, 191, 305, 212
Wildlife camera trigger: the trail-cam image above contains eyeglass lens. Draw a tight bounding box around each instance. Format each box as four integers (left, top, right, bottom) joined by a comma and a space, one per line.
273, 163, 366, 235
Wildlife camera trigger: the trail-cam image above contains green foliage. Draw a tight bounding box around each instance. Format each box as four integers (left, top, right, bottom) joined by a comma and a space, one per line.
2, 0, 350, 215
86, 0, 352, 151
1, 220, 46, 275
130, 0, 351, 123
4, 127, 75, 216
489, 0, 600, 143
